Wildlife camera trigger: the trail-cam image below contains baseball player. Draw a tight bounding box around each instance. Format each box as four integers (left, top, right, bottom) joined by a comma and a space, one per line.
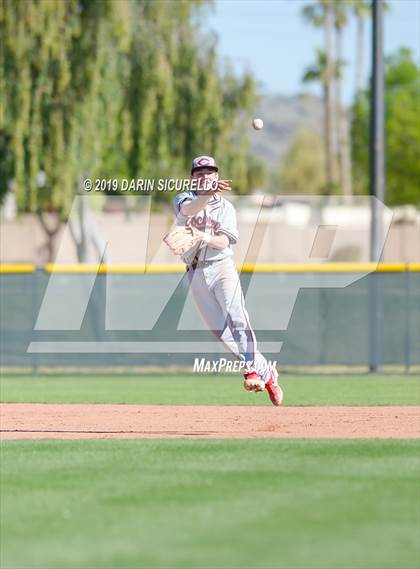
168, 155, 283, 406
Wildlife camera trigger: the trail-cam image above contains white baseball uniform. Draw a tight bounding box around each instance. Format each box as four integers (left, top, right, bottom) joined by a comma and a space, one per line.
173, 191, 272, 382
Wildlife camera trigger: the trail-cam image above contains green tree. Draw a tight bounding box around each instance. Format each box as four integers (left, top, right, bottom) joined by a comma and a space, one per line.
278, 129, 325, 195
122, 0, 258, 200
351, 48, 420, 205
0, 0, 262, 259
0, 0, 131, 260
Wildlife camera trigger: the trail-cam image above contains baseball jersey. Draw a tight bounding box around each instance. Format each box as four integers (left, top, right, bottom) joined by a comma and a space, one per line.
173, 191, 239, 265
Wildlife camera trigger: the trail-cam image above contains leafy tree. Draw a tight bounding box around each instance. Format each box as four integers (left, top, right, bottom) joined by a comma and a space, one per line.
246, 155, 266, 191
0, 0, 262, 260
1, 0, 130, 210
351, 48, 420, 205
278, 129, 325, 195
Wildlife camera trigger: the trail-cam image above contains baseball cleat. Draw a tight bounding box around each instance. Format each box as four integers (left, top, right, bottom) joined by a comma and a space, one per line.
243, 371, 265, 393
265, 369, 283, 406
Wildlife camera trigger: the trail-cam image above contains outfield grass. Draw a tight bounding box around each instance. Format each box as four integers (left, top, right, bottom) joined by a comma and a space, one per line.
1, 439, 419, 569
1, 374, 419, 405
1, 375, 419, 569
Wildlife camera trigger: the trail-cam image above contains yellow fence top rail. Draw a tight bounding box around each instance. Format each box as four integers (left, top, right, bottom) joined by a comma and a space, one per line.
408, 263, 420, 272
42, 263, 186, 274
0, 263, 35, 273
238, 262, 407, 273
0, 262, 417, 273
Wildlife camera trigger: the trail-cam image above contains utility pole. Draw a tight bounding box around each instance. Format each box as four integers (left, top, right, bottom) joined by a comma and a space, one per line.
369, 0, 385, 372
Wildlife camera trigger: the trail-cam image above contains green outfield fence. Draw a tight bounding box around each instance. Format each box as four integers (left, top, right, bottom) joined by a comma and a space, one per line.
0, 263, 419, 374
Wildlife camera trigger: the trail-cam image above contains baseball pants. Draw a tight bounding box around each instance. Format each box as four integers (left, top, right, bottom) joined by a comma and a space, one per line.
187, 257, 272, 382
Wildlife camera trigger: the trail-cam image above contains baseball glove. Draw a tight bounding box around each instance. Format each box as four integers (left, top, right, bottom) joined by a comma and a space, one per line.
163, 225, 205, 256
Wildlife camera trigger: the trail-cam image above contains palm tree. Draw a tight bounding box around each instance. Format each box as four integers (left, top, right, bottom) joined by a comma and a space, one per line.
303, 49, 342, 191
352, 1, 389, 95
351, 0, 371, 95
333, 0, 352, 196
302, 1, 338, 189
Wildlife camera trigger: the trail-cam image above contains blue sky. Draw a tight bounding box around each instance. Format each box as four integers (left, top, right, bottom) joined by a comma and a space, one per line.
205, 0, 420, 103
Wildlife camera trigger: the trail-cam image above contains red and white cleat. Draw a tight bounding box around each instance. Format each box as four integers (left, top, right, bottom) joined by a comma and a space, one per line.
265, 369, 283, 406
243, 371, 265, 392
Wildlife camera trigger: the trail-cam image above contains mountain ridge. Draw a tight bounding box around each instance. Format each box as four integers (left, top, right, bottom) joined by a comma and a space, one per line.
249, 93, 324, 172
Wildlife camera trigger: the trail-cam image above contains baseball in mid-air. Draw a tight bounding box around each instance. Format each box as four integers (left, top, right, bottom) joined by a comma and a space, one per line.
252, 118, 264, 130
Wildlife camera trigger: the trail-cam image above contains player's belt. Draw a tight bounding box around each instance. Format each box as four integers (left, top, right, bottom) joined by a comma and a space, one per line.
187, 259, 217, 271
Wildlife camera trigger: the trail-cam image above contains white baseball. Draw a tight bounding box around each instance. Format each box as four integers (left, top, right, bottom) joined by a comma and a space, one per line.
252, 118, 264, 130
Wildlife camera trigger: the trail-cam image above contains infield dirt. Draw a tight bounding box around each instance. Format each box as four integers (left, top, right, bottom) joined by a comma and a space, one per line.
1, 404, 418, 439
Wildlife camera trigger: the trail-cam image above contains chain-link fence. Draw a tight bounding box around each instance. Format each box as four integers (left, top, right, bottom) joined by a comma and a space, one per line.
1, 265, 419, 374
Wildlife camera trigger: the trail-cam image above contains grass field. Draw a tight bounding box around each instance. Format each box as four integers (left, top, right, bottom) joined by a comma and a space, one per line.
1, 373, 419, 405
1, 374, 419, 569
